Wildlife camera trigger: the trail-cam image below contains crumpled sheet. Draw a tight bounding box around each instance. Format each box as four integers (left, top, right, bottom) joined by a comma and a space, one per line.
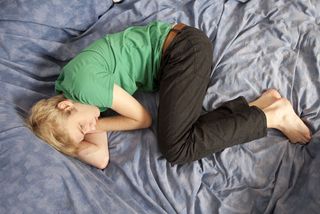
1, 0, 320, 213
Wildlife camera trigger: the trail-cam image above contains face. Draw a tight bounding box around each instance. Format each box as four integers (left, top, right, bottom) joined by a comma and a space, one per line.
58, 100, 100, 144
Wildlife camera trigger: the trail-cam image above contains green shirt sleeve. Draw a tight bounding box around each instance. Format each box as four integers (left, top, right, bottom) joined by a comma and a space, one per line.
55, 62, 114, 112
75, 63, 114, 112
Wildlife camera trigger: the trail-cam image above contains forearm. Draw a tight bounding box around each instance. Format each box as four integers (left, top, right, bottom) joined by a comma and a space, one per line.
103, 84, 152, 132
76, 132, 109, 169
97, 113, 152, 132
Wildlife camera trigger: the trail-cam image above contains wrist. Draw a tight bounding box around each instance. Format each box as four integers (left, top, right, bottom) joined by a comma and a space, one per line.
96, 118, 108, 132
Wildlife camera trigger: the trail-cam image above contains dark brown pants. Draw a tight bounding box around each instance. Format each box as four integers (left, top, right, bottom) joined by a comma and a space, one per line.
157, 26, 267, 165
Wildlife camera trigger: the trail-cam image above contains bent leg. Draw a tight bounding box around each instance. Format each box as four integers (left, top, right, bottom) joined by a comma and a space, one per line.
157, 26, 267, 165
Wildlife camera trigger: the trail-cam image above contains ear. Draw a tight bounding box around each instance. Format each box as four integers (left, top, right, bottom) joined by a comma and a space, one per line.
57, 100, 74, 111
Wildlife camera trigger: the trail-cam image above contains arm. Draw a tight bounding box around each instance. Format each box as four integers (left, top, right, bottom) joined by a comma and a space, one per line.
76, 131, 109, 169
97, 84, 152, 132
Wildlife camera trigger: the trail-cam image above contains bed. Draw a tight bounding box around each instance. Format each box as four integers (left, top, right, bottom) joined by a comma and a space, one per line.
1, 0, 320, 213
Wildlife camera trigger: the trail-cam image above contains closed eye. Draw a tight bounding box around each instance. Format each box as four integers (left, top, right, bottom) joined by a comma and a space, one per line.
79, 124, 84, 134
78, 124, 85, 141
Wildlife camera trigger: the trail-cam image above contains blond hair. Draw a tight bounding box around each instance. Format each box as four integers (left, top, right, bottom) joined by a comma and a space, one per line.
26, 95, 79, 157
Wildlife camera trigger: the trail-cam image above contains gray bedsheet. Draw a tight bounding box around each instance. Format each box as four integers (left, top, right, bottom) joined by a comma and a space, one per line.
1, 0, 320, 213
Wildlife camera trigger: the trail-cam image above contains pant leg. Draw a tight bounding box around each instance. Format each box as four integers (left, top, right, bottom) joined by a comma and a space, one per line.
192, 103, 267, 161
157, 27, 267, 165
157, 26, 212, 163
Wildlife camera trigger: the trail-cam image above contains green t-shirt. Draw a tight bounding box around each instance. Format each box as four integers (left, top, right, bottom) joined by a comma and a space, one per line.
55, 21, 172, 112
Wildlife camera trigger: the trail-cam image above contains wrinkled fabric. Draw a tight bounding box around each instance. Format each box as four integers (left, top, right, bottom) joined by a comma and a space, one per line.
0, 0, 320, 213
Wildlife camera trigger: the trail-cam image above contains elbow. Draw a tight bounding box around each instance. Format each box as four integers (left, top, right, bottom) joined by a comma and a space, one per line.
143, 115, 152, 128
97, 155, 109, 170
140, 111, 152, 129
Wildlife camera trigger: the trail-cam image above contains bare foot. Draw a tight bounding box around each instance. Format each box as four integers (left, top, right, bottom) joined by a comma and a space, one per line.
263, 98, 311, 144
249, 89, 282, 109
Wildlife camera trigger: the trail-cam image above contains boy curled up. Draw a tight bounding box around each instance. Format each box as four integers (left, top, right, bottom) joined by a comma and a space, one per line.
27, 21, 311, 169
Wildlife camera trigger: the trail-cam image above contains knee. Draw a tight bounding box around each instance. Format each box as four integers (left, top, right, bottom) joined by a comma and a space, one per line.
159, 139, 192, 166
161, 149, 180, 165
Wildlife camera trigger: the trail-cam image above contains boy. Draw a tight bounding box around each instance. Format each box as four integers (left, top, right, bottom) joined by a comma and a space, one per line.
27, 21, 311, 169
